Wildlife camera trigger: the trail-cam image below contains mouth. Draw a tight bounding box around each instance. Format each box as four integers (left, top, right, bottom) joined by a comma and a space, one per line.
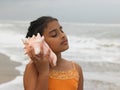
61, 39, 68, 45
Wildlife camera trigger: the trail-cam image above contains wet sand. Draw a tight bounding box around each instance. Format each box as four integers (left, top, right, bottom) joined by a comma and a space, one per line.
0, 53, 21, 84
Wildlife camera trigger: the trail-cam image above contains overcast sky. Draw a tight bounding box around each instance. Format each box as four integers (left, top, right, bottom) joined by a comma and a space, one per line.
0, 0, 120, 23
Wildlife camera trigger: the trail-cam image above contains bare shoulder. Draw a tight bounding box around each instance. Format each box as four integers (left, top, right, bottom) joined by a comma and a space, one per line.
73, 62, 84, 90
72, 61, 83, 75
64, 59, 83, 74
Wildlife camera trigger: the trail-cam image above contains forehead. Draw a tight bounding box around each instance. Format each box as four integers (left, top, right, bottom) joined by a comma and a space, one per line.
43, 21, 60, 36
43, 20, 60, 34
47, 20, 60, 30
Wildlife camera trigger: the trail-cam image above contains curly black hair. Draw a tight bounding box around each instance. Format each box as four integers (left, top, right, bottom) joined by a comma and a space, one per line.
26, 16, 58, 38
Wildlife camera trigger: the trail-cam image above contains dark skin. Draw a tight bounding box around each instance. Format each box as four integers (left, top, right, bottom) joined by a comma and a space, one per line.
23, 20, 83, 90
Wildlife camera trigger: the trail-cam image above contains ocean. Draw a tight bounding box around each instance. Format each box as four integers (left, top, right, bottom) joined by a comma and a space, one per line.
0, 21, 120, 90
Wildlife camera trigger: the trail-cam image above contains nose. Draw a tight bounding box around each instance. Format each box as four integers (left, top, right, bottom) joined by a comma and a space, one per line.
60, 32, 66, 39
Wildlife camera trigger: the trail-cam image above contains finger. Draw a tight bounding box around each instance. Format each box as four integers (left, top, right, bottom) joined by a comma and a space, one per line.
31, 54, 42, 64
27, 51, 34, 58
27, 47, 36, 61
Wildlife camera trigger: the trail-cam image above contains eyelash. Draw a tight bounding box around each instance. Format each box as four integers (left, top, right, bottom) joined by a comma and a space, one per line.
51, 33, 57, 37
51, 28, 64, 37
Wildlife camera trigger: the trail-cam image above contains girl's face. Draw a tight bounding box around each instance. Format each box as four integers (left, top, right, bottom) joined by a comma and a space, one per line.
43, 20, 69, 53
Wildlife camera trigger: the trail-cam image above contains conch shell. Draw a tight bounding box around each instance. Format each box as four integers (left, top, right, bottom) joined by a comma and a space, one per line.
22, 33, 57, 67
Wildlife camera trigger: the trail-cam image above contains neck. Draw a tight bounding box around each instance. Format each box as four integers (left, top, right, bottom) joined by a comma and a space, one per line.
55, 52, 63, 64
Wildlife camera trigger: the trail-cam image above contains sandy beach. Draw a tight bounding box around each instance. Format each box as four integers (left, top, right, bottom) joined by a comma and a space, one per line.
0, 53, 21, 84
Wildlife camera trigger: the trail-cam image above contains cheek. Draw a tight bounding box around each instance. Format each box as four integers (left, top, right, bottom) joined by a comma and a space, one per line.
46, 40, 59, 51
46, 40, 69, 53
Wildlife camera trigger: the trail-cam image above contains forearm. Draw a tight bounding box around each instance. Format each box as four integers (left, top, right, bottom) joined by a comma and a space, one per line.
36, 75, 49, 90
35, 61, 49, 90
23, 62, 38, 90
35, 59, 49, 75
24, 60, 49, 90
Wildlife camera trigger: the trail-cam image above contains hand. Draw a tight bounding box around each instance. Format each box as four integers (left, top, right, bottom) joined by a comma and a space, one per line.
28, 46, 50, 75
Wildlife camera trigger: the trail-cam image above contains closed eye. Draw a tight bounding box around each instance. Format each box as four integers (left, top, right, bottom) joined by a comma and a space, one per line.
51, 33, 57, 37
49, 26, 64, 38
49, 30, 58, 37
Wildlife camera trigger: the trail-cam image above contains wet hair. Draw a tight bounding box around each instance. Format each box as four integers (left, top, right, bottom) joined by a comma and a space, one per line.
26, 16, 58, 38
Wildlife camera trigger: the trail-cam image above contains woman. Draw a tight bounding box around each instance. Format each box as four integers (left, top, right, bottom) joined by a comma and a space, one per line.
23, 16, 84, 90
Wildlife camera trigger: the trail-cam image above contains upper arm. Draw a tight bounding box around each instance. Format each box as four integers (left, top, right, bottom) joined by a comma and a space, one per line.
75, 63, 84, 90
23, 62, 38, 90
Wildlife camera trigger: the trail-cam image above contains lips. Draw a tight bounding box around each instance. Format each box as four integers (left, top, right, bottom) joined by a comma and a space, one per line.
61, 39, 68, 45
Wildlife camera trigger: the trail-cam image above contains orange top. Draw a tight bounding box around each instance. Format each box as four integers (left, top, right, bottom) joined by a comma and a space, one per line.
49, 63, 79, 90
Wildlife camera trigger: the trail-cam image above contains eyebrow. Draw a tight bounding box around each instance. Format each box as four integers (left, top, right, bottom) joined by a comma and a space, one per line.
49, 26, 62, 34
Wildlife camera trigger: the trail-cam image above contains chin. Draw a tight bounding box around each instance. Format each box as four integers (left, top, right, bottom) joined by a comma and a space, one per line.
53, 46, 69, 53
61, 46, 69, 52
